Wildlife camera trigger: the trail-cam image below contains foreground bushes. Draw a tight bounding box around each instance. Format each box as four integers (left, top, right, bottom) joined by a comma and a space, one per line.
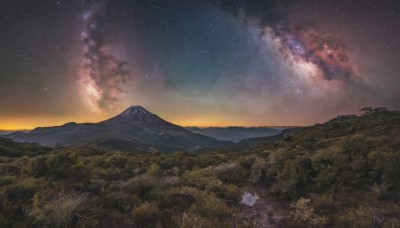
0, 109, 399, 227
0, 147, 248, 227
30, 193, 88, 227
132, 202, 159, 226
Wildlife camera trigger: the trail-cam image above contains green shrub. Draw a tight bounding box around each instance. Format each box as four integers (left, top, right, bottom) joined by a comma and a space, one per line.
182, 170, 219, 189
220, 184, 241, 203
147, 163, 161, 177
132, 202, 159, 226
190, 193, 235, 220
106, 154, 127, 169
239, 156, 256, 170
5, 178, 38, 202
249, 159, 267, 182
290, 198, 328, 226
29, 155, 47, 177
88, 179, 106, 194
45, 153, 78, 179
0, 176, 16, 186
68, 164, 89, 182
162, 187, 201, 211
102, 191, 133, 211
30, 192, 88, 228
335, 206, 372, 227
211, 162, 245, 183
174, 212, 213, 228
121, 174, 156, 197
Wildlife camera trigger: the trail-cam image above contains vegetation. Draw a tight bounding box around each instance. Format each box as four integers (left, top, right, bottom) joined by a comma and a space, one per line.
0, 107, 399, 227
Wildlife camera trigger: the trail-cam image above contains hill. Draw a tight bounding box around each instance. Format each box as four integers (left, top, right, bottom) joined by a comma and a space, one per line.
186, 126, 283, 143
0, 107, 399, 227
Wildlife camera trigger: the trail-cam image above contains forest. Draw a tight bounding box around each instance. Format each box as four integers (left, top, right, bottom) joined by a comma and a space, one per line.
0, 108, 399, 227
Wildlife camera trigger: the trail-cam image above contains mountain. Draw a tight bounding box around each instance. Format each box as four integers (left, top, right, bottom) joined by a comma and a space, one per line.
0, 130, 29, 135
235, 127, 301, 149
6, 106, 234, 152
185, 126, 284, 143
4, 131, 27, 138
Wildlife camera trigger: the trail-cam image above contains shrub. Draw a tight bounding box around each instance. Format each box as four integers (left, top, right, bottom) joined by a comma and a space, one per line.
29, 155, 47, 177
290, 198, 328, 226
30, 192, 88, 228
0, 176, 16, 186
220, 184, 241, 203
182, 170, 219, 189
239, 156, 256, 170
102, 191, 133, 211
161, 176, 182, 188
249, 159, 267, 182
147, 163, 161, 177
162, 187, 201, 212
369, 181, 391, 199
106, 154, 127, 169
132, 202, 159, 226
335, 206, 373, 227
5, 178, 38, 202
190, 193, 235, 220
174, 212, 213, 228
121, 174, 156, 197
45, 153, 78, 179
211, 163, 245, 183
88, 179, 107, 194
68, 164, 89, 182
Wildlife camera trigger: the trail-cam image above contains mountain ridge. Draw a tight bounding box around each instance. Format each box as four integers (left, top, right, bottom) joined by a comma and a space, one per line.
5, 106, 234, 152
185, 126, 286, 143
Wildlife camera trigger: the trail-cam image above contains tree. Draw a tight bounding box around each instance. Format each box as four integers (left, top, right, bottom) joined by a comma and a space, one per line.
360, 107, 373, 115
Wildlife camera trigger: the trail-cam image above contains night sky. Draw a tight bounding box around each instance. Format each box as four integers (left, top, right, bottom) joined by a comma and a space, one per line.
1, 0, 399, 129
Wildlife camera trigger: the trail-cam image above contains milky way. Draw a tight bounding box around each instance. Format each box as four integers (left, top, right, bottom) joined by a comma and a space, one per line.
79, 1, 130, 112
214, 0, 355, 82
0, 0, 399, 128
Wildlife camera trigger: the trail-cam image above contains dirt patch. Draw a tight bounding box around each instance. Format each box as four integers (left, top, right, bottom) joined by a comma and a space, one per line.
239, 182, 291, 227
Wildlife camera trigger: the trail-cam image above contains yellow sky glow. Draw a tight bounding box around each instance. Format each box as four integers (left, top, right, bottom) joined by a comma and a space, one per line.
0, 113, 308, 130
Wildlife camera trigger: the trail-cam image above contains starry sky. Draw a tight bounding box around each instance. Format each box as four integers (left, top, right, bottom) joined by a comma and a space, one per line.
0, 0, 399, 129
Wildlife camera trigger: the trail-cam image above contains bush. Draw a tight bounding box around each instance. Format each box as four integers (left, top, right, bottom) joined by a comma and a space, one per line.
174, 212, 213, 228
106, 154, 127, 169
182, 170, 219, 189
211, 162, 245, 183
88, 179, 107, 194
121, 174, 156, 197
102, 191, 133, 211
45, 153, 78, 179
5, 178, 38, 202
0, 176, 16, 186
290, 198, 328, 226
220, 184, 241, 203
190, 193, 236, 220
335, 206, 373, 227
29, 155, 47, 177
163, 187, 201, 211
147, 163, 161, 177
249, 159, 267, 182
30, 192, 88, 228
132, 202, 159, 226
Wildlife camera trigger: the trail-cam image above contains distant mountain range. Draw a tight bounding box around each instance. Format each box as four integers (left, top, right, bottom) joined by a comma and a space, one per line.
235, 127, 301, 149
185, 126, 293, 143
4, 106, 234, 152
0, 130, 29, 135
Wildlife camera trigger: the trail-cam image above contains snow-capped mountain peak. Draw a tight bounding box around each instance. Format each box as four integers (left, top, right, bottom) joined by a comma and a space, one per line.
103, 105, 163, 124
